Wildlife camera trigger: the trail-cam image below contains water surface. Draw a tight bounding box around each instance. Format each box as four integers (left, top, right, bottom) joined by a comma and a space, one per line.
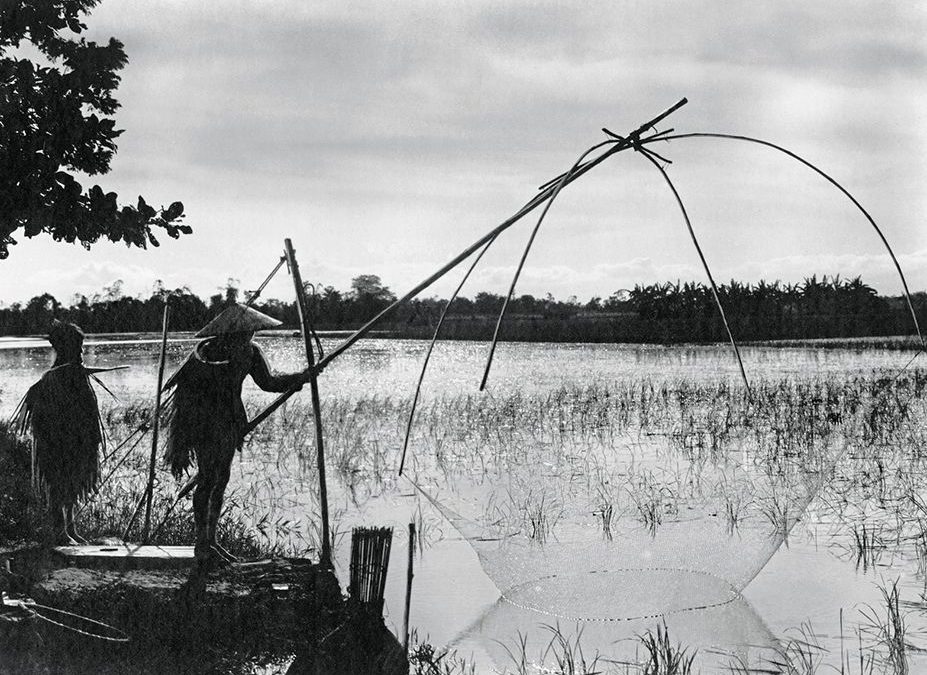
1, 334, 923, 672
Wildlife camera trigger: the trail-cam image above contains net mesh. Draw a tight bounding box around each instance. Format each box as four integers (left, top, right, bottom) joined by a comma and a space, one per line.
406, 379, 838, 630
397, 376, 849, 669
417, 452, 823, 622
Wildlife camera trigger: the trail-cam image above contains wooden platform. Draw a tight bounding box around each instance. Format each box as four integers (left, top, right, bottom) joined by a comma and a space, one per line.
52, 544, 195, 571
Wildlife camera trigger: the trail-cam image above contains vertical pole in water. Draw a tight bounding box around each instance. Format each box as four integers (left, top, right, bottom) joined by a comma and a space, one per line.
403, 521, 415, 652
142, 297, 170, 543
284, 238, 332, 568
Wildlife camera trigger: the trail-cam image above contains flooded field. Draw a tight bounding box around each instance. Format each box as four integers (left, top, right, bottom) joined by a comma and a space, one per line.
1, 334, 926, 673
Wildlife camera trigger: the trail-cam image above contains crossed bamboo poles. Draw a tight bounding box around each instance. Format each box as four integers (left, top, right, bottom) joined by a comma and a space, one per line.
104, 97, 923, 566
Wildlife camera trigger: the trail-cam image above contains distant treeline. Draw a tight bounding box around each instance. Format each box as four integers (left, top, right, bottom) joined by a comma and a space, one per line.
1, 274, 924, 345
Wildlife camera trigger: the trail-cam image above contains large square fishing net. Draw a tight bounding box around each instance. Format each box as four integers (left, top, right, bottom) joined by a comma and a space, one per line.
404, 378, 845, 666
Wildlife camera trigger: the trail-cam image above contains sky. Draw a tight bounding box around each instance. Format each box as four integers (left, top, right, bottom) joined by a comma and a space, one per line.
2, 0, 926, 306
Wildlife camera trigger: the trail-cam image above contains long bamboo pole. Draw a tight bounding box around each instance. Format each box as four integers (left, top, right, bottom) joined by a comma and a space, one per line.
244, 99, 689, 428
318, 99, 688, 371
637, 147, 750, 392
399, 235, 498, 474
284, 238, 332, 568
480, 138, 615, 391
141, 298, 171, 542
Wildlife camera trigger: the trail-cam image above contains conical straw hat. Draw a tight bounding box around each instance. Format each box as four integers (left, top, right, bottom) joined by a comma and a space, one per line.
195, 304, 282, 337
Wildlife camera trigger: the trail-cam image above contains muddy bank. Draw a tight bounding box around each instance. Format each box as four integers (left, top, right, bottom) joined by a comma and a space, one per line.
1, 550, 406, 674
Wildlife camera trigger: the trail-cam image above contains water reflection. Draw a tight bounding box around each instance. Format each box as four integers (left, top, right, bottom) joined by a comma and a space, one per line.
455, 588, 780, 672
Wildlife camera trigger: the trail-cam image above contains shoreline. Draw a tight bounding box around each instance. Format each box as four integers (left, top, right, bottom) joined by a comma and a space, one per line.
1, 332, 922, 351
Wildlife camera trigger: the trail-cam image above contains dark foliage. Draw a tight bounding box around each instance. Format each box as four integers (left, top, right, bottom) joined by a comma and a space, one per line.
0, 274, 924, 345
0, 0, 187, 259
0, 421, 36, 543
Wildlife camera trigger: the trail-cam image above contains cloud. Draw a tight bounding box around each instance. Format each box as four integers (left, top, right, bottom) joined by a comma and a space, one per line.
4, 1, 923, 308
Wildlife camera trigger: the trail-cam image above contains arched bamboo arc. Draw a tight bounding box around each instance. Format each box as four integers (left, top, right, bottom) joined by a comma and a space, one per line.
637, 147, 752, 393
399, 234, 499, 475
480, 138, 619, 391
246, 100, 691, 429
310, 99, 689, 377
643, 132, 925, 348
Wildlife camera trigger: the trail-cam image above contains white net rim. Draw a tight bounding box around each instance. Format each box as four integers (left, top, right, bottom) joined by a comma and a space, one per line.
498, 566, 741, 623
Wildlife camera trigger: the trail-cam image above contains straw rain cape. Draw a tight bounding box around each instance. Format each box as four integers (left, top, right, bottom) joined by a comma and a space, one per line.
163, 338, 304, 478
11, 363, 105, 505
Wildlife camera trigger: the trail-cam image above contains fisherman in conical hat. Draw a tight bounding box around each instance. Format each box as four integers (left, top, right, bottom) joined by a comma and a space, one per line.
163, 304, 311, 570
12, 321, 107, 545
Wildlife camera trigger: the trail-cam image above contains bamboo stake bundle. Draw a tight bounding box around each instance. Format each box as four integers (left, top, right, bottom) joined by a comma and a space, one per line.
349, 526, 393, 615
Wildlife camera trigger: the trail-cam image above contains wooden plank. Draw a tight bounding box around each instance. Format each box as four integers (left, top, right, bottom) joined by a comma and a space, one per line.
52, 545, 195, 571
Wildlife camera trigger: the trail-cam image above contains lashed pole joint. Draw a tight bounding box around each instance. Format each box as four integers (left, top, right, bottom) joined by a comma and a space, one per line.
243, 99, 690, 432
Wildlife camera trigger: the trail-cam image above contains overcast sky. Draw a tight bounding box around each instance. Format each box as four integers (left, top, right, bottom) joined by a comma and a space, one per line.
2, 0, 925, 305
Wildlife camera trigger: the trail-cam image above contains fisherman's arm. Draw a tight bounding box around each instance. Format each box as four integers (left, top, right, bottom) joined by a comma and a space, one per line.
249, 344, 311, 393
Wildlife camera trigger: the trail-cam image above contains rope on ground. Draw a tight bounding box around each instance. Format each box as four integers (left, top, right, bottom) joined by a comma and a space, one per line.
6, 598, 129, 642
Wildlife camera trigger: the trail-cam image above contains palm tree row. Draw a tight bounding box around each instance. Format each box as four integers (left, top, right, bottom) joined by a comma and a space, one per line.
1, 275, 923, 344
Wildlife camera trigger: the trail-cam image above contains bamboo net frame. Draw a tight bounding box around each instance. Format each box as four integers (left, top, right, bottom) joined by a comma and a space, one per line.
394, 111, 924, 467
637, 131, 924, 349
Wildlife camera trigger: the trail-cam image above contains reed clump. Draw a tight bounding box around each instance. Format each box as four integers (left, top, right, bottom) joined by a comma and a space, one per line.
638, 621, 696, 675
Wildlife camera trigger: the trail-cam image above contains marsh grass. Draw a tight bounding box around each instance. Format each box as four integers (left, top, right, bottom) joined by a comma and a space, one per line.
499, 623, 606, 675
483, 487, 564, 543
626, 469, 678, 537
540, 623, 604, 675
751, 582, 918, 675
410, 501, 443, 555
638, 622, 696, 675
850, 523, 886, 571
859, 580, 909, 675
766, 622, 828, 675
7, 355, 927, 672
408, 629, 477, 675
714, 473, 751, 535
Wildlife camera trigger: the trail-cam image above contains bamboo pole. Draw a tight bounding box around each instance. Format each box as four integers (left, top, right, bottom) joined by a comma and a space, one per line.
244, 99, 689, 428
142, 298, 171, 543
121, 490, 147, 541
403, 521, 415, 652
399, 235, 498, 474
480, 138, 614, 391
284, 238, 332, 568
636, 147, 750, 393
318, 99, 688, 372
